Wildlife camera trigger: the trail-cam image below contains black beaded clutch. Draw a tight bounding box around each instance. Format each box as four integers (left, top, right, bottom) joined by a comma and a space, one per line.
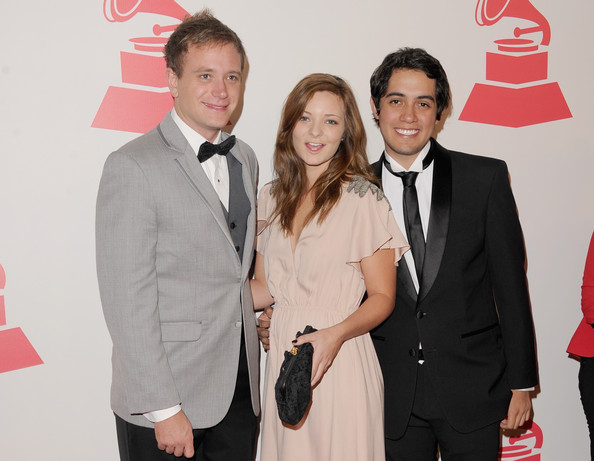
274, 325, 317, 425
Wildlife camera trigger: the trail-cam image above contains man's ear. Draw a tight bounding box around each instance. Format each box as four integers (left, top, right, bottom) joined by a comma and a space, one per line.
369, 96, 379, 120
167, 68, 178, 98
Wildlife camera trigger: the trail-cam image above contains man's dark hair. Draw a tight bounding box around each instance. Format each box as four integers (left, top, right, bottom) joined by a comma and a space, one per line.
370, 47, 451, 121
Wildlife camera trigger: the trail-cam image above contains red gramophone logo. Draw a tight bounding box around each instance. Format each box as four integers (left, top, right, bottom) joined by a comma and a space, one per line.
92, 0, 189, 134
459, 0, 572, 127
0, 264, 43, 374
499, 421, 543, 460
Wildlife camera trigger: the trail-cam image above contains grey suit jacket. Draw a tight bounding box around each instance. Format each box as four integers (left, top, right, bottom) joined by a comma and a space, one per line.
96, 112, 260, 429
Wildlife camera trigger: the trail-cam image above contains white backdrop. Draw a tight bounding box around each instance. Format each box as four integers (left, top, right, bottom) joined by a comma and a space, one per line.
1, 1, 593, 459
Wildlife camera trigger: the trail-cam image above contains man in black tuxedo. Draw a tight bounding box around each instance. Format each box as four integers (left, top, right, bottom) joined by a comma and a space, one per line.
369, 48, 538, 461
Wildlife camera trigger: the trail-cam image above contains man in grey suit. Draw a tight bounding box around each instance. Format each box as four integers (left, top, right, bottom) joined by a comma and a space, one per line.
96, 10, 259, 460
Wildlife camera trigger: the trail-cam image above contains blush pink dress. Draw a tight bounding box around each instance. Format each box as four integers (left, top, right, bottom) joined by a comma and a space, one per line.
257, 178, 408, 461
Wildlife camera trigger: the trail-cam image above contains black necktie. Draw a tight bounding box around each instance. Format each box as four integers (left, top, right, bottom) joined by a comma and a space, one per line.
383, 152, 434, 281
197, 135, 236, 163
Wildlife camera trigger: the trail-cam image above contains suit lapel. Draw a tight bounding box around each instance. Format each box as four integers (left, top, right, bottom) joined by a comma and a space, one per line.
419, 140, 451, 301
371, 160, 383, 189
158, 115, 235, 248
373, 154, 418, 302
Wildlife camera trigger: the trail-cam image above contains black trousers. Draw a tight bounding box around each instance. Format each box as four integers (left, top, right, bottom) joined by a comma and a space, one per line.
116, 341, 257, 461
579, 356, 594, 460
386, 364, 500, 461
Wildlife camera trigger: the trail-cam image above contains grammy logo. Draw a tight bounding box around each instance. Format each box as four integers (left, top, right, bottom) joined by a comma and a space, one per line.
459, 0, 572, 127
0, 264, 43, 374
92, 0, 189, 134
499, 421, 543, 460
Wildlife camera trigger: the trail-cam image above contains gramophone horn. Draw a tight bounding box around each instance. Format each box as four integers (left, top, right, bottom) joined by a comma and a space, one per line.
104, 0, 188, 23
475, 0, 511, 25
475, 0, 550, 45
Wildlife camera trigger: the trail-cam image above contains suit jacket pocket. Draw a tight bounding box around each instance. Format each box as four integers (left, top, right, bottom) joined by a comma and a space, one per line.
161, 321, 203, 342
460, 322, 504, 362
460, 322, 499, 339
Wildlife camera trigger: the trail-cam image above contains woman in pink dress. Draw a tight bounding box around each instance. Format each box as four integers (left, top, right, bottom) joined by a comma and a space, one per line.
251, 74, 408, 461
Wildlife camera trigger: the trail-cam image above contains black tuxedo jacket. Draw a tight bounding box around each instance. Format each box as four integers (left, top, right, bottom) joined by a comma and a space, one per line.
371, 138, 538, 439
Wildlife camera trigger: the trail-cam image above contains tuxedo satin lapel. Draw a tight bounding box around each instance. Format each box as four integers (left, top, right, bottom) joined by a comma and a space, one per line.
158, 118, 234, 246
419, 141, 451, 301
374, 154, 417, 302
372, 157, 383, 189
398, 256, 418, 302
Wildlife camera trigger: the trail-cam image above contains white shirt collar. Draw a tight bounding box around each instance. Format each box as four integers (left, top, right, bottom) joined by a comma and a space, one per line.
170, 109, 222, 153
384, 140, 431, 173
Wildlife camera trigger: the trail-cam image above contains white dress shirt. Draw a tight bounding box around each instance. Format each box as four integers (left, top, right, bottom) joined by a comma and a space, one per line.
381, 141, 433, 294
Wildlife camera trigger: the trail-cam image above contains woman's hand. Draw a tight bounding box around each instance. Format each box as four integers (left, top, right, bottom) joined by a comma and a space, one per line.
291, 249, 397, 387
293, 326, 345, 387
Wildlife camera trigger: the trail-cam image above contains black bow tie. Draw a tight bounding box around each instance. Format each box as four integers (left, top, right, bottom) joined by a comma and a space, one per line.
197, 135, 236, 163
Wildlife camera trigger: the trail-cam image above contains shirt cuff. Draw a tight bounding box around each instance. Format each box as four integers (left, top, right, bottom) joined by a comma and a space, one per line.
513, 388, 535, 391
143, 404, 182, 423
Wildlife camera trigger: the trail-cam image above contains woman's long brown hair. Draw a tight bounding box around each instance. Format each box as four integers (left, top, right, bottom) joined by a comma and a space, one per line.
270, 73, 377, 234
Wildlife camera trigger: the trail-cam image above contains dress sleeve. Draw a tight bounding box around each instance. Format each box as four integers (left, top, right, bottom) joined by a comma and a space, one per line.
347, 190, 409, 272
256, 182, 273, 255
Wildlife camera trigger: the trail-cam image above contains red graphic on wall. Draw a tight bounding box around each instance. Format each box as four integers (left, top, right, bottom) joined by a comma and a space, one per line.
92, 0, 189, 134
0, 264, 43, 374
0, 263, 5, 326
499, 421, 543, 460
459, 0, 572, 127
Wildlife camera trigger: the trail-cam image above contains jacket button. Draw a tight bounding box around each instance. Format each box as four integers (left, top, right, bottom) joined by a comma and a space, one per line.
235, 245, 240, 252
408, 349, 416, 357
416, 311, 425, 319
230, 222, 236, 229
